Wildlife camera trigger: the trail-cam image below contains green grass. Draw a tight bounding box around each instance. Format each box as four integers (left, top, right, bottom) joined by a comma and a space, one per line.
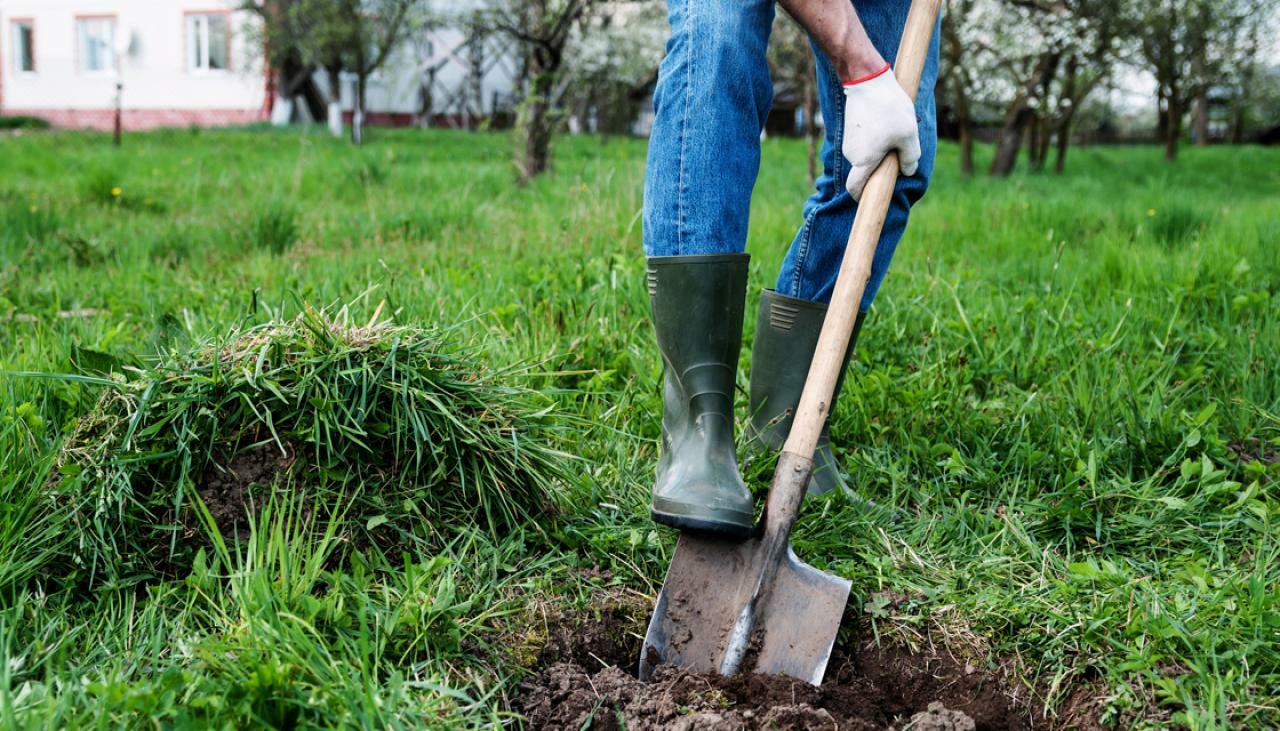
1, 127, 1278, 729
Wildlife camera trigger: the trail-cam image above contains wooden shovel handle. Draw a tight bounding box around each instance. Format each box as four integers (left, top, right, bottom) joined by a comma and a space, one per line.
781, 0, 941, 459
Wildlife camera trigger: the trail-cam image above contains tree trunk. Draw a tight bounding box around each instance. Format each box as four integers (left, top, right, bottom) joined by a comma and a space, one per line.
1231, 21, 1261, 144
516, 64, 556, 183
989, 108, 1031, 176
271, 96, 295, 126
1229, 101, 1246, 144
271, 59, 313, 127
1164, 96, 1180, 161
1051, 56, 1078, 174
327, 68, 343, 138
1192, 88, 1210, 146
113, 83, 123, 148
1053, 109, 1075, 174
803, 50, 818, 185
352, 73, 366, 146
1029, 114, 1048, 171
1039, 129, 1052, 170
469, 20, 486, 129
1027, 115, 1040, 170
958, 120, 973, 176
989, 51, 1059, 177
954, 74, 973, 176
1155, 88, 1169, 144
507, 1, 588, 183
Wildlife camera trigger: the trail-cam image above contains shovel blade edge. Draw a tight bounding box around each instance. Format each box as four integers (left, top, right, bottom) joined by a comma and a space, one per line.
638, 532, 759, 680
751, 548, 851, 685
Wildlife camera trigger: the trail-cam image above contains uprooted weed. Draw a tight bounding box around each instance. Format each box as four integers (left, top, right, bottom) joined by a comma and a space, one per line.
44, 304, 571, 588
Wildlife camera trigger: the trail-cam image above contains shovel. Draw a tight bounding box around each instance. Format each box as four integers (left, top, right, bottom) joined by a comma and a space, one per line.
638, 0, 941, 686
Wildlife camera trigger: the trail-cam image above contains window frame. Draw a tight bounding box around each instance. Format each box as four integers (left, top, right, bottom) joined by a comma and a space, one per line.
11, 18, 36, 75
75, 14, 118, 77
184, 10, 232, 74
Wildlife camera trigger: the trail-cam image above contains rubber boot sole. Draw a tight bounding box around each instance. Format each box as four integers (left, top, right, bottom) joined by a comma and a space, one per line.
650, 507, 754, 540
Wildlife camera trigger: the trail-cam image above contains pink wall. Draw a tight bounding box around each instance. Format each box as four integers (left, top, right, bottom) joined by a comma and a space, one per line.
3, 107, 264, 130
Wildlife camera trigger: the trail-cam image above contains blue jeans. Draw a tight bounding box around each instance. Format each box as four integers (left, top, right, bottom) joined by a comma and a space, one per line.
642, 0, 939, 309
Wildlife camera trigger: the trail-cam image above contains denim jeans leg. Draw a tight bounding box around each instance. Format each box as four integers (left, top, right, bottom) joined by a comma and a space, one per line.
642, 0, 777, 258
775, 0, 939, 308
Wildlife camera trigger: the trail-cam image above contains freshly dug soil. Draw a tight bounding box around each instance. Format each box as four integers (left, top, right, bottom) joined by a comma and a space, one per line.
517, 603, 1048, 730
521, 661, 989, 730
197, 441, 296, 540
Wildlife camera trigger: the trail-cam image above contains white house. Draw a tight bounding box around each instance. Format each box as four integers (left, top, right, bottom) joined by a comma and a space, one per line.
0, 0, 526, 131
0, 0, 270, 129
0, 0, 661, 133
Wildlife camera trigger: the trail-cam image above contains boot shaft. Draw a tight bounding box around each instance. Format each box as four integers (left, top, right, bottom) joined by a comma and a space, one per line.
647, 254, 749, 427
748, 290, 864, 448
646, 254, 754, 538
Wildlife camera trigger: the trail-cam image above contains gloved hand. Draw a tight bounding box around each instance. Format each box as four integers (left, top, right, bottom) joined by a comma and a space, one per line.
841, 64, 921, 201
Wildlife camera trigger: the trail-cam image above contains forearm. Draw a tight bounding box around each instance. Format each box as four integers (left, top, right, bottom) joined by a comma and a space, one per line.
776, 0, 885, 82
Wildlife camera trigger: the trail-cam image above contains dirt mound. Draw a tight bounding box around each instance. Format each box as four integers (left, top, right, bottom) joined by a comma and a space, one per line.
45, 309, 570, 588
520, 662, 889, 730
516, 607, 1042, 730
198, 441, 296, 540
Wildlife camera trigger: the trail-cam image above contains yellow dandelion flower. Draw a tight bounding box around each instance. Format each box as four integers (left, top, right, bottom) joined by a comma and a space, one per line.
111, 187, 122, 197
1146, 208, 1156, 217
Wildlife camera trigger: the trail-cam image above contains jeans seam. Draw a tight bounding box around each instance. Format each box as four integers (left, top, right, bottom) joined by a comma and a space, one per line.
829, 59, 847, 191
789, 213, 814, 297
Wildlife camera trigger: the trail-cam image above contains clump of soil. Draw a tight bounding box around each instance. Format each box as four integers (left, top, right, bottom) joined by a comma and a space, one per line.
516, 608, 1052, 730
197, 441, 296, 540
907, 702, 978, 731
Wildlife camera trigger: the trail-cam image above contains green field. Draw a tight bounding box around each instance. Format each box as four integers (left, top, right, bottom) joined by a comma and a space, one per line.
1, 128, 1278, 729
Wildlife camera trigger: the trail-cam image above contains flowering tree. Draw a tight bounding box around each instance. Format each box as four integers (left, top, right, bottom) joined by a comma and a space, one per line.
336, 0, 423, 144
944, 0, 1125, 176
1030, 0, 1123, 172
1128, 0, 1259, 159
980, 1, 1069, 176
938, 0, 981, 174
561, 2, 664, 140
247, 0, 423, 143
484, 0, 599, 183
243, 0, 326, 122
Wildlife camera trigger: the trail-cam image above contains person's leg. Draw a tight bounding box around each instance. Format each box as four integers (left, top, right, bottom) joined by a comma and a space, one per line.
749, 0, 938, 497
643, 0, 776, 257
776, 0, 939, 305
642, 0, 776, 537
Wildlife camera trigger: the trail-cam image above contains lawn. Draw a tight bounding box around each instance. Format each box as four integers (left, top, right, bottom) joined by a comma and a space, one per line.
0, 127, 1277, 729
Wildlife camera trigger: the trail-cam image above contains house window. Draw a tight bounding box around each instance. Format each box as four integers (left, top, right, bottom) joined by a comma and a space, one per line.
12, 19, 35, 73
77, 16, 116, 74
187, 13, 229, 72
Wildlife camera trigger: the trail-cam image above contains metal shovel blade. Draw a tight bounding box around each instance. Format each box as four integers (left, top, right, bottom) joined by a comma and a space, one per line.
638, 455, 851, 686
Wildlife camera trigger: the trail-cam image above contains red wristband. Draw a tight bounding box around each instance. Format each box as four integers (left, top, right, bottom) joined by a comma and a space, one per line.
842, 63, 891, 87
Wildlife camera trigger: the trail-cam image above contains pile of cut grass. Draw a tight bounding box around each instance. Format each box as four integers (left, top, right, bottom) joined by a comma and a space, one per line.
44, 305, 570, 587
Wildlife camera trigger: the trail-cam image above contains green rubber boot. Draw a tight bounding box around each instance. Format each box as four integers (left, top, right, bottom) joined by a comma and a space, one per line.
646, 254, 754, 539
747, 289, 866, 496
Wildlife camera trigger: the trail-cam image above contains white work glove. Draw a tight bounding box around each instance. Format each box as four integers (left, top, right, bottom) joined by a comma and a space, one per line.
841, 64, 921, 201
